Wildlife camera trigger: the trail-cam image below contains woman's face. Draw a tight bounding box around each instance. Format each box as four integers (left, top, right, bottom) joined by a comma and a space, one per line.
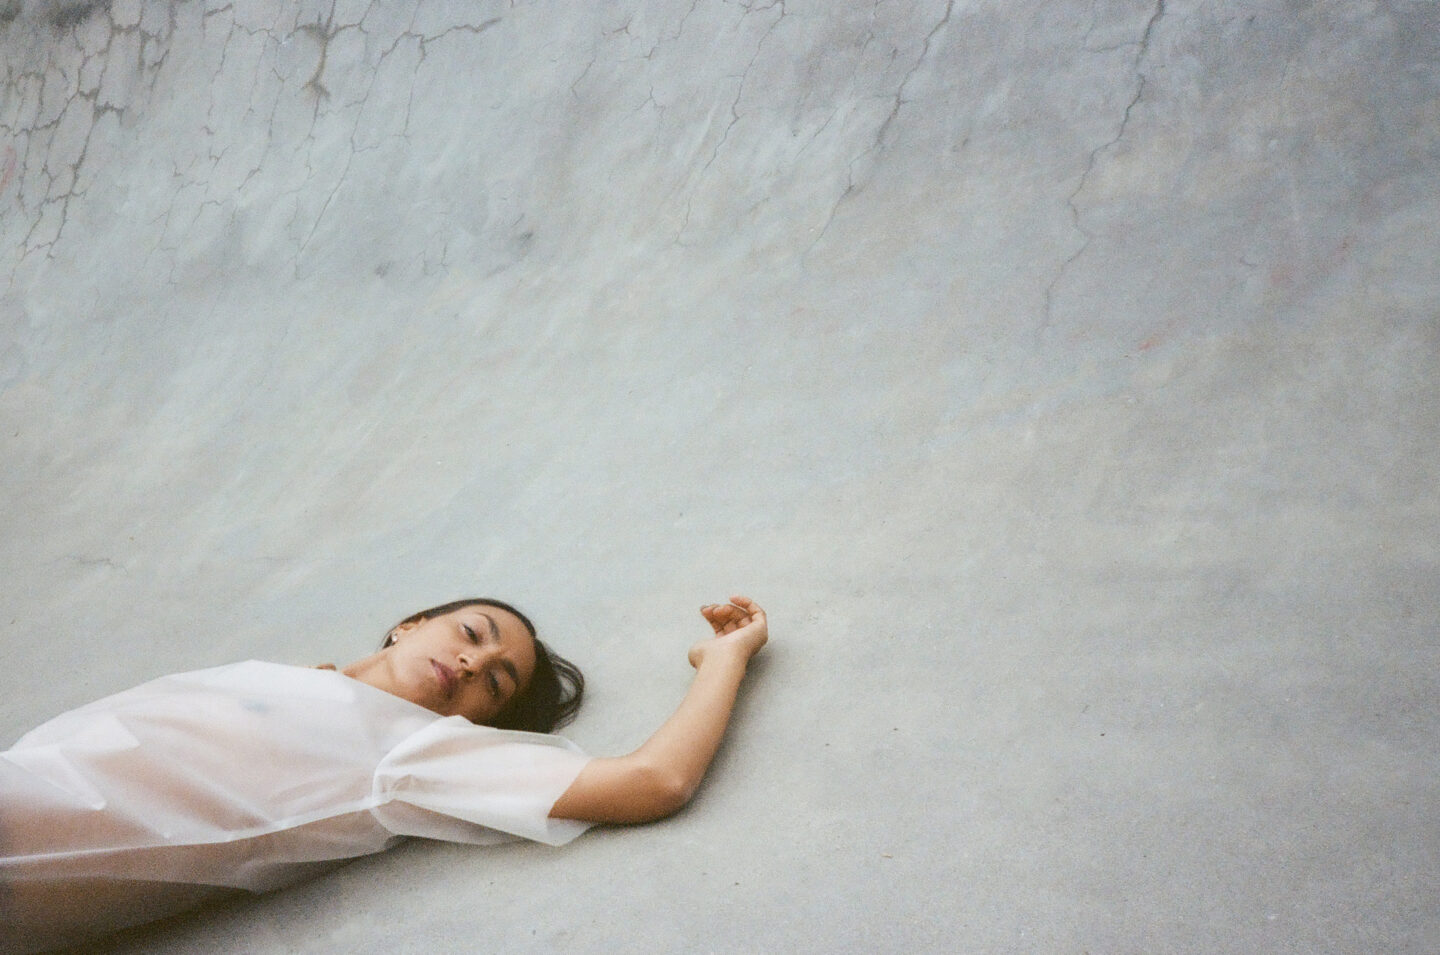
384, 604, 538, 724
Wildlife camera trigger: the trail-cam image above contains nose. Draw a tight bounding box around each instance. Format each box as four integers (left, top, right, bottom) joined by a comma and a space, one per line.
457, 646, 495, 675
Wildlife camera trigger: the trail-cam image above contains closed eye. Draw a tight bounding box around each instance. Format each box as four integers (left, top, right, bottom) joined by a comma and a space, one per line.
463, 623, 479, 644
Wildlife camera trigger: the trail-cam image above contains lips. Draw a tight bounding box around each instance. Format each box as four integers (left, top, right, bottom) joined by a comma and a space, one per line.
431, 659, 457, 699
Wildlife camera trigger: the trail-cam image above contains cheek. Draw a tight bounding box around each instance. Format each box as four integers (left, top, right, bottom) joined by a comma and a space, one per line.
459, 690, 496, 723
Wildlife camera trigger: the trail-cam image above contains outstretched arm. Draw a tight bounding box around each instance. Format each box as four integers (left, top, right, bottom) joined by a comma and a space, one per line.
548, 596, 768, 824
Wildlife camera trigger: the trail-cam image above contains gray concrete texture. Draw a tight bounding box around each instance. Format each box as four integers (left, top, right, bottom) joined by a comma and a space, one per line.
1, 0, 1437, 950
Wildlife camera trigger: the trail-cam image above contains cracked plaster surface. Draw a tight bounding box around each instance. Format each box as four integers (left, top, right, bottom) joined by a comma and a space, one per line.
2, 1, 1438, 952
1042, 0, 1167, 335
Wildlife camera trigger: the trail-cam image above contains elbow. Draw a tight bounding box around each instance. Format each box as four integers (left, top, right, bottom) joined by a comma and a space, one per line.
642, 766, 697, 820
553, 757, 701, 825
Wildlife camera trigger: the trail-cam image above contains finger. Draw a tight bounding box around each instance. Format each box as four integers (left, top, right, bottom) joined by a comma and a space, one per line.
702, 604, 739, 635
725, 602, 760, 625
728, 595, 762, 615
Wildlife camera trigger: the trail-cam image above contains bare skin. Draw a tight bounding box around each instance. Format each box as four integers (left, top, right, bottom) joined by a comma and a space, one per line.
4, 598, 767, 952
332, 595, 768, 824
340, 604, 538, 725
549, 595, 768, 823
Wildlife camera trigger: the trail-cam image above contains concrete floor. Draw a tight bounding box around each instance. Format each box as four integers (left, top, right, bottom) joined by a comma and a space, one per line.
2, 0, 1437, 951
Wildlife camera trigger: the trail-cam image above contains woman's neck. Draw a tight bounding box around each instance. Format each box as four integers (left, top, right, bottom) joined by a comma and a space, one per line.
341, 652, 393, 694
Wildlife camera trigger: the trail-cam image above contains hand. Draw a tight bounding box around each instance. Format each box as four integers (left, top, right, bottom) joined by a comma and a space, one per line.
690, 595, 768, 669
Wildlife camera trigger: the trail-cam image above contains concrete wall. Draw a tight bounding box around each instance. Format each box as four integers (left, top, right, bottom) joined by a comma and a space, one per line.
2, 0, 1437, 951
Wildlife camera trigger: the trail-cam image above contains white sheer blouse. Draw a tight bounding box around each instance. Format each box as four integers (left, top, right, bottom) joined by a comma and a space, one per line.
0, 661, 592, 951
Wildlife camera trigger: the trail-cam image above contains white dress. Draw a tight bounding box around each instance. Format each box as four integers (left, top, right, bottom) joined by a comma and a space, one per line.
0, 661, 593, 951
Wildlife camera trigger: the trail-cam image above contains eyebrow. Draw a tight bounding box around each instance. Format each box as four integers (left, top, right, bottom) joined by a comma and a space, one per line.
477, 612, 520, 686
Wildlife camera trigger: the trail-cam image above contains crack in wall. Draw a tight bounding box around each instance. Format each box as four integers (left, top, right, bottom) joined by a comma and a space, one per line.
291, 5, 502, 271
1, 0, 1171, 294
2, 0, 175, 268
674, 0, 786, 245
1040, 0, 1166, 336
417, 17, 500, 59
3, 0, 523, 285
806, 0, 953, 256
873, 0, 952, 151
701, 0, 785, 175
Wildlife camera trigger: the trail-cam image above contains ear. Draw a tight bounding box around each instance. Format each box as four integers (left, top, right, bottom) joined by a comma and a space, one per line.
387, 620, 421, 645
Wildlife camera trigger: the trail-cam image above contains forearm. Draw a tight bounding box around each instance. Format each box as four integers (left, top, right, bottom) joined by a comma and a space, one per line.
549, 596, 767, 824
630, 651, 748, 800
549, 652, 751, 823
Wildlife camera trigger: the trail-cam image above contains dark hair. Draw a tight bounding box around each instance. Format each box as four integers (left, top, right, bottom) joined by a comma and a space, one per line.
383, 598, 584, 733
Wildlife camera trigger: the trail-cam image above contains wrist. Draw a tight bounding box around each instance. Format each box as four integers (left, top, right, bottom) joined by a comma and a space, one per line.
695, 644, 749, 675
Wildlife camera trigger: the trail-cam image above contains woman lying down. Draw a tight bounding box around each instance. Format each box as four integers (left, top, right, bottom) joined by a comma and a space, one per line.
0, 595, 769, 952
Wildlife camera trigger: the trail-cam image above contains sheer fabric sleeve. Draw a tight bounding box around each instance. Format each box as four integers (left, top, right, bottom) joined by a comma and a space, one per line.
370, 716, 593, 847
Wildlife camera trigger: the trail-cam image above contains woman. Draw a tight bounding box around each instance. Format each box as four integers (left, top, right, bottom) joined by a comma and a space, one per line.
0, 595, 768, 952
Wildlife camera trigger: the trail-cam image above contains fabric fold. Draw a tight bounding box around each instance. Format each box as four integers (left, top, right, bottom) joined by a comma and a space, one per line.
1, 661, 592, 951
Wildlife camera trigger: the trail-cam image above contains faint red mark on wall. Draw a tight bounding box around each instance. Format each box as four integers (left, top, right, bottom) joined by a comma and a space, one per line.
1137, 315, 1184, 354
0, 146, 16, 195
